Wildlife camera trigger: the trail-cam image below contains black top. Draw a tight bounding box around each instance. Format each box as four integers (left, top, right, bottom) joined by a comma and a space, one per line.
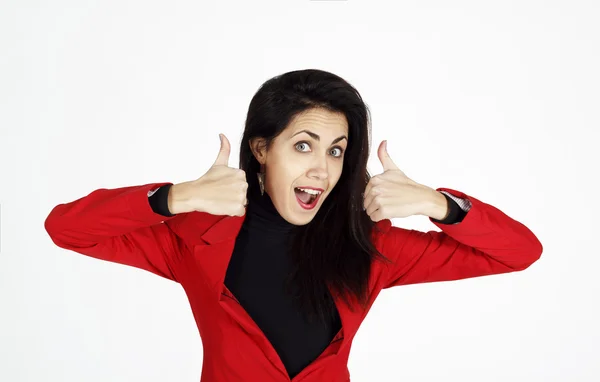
149, 182, 465, 378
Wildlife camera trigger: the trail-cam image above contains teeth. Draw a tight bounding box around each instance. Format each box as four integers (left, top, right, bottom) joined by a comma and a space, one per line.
297, 188, 322, 195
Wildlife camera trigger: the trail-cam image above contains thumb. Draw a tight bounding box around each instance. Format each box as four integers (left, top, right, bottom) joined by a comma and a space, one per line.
213, 133, 231, 167
377, 140, 399, 171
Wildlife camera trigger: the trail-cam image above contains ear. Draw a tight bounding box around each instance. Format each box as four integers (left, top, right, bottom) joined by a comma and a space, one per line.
249, 137, 268, 165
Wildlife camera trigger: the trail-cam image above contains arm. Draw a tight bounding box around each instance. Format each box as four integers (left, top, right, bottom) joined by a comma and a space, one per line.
44, 182, 184, 282
378, 187, 543, 288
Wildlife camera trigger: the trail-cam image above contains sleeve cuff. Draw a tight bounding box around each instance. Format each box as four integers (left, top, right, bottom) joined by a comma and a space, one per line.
148, 184, 176, 217
430, 191, 468, 225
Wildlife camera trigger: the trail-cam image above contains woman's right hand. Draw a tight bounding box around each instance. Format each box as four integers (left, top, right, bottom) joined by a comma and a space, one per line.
168, 134, 248, 216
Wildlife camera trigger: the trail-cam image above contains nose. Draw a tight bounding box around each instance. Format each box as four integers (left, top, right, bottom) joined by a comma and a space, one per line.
307, 155, 329, 181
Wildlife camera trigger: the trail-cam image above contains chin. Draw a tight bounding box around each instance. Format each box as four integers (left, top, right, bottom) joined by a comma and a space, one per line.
283, 211, 314, 226
287, 200, 324, 226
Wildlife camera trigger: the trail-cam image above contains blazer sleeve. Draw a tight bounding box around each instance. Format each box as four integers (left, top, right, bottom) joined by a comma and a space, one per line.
378, 187, 543, 289
44, 182, 183, 282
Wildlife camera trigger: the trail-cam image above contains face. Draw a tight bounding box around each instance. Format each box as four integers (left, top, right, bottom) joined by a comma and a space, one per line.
250, 108, 349, 225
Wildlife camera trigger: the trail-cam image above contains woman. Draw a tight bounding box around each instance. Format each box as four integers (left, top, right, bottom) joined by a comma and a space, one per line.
44, 69, 543, 382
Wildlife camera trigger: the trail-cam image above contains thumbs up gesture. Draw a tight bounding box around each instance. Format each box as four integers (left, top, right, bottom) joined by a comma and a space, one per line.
363, 140, 439, 222
169, 134, 248, 216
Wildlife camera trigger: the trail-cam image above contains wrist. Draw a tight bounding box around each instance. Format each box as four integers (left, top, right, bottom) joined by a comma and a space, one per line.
422, 189, 450, 220
168, 182, 194, 214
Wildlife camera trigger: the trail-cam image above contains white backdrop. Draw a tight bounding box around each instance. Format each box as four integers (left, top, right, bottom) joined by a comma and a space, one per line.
1, 1, 598, 381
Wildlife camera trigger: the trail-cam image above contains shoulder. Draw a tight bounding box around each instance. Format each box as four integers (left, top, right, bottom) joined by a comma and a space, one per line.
370, 218, 417, 264
371, 218, 397, 249
164, 211, 231, 247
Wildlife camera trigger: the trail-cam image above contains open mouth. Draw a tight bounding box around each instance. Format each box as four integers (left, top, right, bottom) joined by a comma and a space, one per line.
294, 187, 322, 210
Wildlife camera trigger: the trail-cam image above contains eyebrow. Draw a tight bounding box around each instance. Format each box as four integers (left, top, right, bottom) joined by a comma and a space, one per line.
291, 129, 348, 145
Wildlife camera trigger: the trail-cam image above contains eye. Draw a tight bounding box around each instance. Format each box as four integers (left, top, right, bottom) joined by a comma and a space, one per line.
330, 147, 344, 157
295, 141, 345, 158
295, 141, 310, 152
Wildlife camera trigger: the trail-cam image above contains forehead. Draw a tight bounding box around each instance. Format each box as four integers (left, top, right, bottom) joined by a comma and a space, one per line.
285, 108, 348, 136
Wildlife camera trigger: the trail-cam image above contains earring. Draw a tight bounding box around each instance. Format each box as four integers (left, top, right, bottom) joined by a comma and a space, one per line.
257, 165, 265, 196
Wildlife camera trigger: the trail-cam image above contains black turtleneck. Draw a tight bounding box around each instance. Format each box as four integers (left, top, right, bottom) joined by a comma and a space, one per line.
148, 181, 466, 378
224, 183, 342, 378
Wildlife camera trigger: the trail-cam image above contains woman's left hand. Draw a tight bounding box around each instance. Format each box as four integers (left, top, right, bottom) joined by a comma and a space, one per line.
363, 140, 446, 222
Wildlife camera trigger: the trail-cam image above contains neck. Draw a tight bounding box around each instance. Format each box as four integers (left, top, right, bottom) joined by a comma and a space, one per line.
245, 184, 296, 235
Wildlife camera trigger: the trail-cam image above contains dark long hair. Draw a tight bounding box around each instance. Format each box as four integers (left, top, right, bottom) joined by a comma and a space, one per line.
239, 69, 390, 323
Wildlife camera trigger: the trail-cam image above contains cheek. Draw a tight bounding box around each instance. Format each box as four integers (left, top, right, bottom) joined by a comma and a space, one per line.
331, 161, 344, 184
267, 164, 297, 192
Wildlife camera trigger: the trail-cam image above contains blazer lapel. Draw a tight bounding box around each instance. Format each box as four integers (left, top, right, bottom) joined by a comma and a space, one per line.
191, 214, 294, 378
193, 214, 246, 296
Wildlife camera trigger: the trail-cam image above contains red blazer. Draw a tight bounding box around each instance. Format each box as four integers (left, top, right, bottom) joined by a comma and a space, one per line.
44, 182, 542, 382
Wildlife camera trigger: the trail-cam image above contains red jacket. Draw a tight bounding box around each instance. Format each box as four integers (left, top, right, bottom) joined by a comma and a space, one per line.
44, 182, 542, 382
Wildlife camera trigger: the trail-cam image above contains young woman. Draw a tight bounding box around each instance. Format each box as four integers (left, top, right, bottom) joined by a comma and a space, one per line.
45, 69, 543, 382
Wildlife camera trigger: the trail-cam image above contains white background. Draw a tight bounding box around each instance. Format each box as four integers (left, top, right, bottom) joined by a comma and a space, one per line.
1, 0, 598, 381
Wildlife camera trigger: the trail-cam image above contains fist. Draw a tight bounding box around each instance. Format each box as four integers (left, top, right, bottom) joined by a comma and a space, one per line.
175, 134, 248, 216
363, 140, 431, 221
